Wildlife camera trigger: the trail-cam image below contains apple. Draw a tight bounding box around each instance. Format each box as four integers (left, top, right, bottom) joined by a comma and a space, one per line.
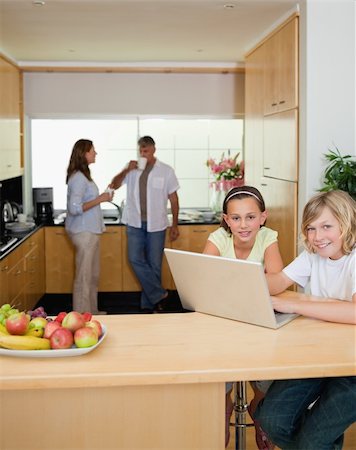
54, 311, 67, 324
61, 311, 85, 332
82, 312, 92, 322
29, 317, 48, 329
50, 328, 74, 349
74, 327, 98, 348
85, 319, 102, 337
44, 320, 62, 339
5, 312, 30, 335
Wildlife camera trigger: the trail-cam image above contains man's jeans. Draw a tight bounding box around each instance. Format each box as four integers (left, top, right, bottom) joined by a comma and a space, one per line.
127, 224, 167, 309
255, 376, 356, 450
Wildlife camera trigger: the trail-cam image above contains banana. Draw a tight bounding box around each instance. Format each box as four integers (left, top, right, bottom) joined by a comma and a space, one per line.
0, 334, 50, 350
0, 323, 9, 335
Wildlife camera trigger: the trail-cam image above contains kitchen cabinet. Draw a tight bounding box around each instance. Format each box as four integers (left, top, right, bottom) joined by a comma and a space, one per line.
259, 177, 297, 266
0, 229, 45, 311
263, 109, 298, 182
45, 226, 123, 294
45, 227, 75, 293
45, 224, 219, 294
24, 228, 45, 310
0, 55, 23, 181
121, 228, 172, 291
264, 16, 298, 116
244, 43, 265, 185
245, 13, 299, 269
99, 226, 123, 291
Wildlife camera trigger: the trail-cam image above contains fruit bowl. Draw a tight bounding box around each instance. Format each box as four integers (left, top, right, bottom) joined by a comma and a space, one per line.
0, 325, 107, 358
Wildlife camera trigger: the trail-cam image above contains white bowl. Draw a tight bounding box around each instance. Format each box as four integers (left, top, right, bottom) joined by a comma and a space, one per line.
201, 211, 215, 221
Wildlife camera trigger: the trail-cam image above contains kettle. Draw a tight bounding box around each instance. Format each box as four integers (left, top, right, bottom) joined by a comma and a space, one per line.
2, 201, 14, 223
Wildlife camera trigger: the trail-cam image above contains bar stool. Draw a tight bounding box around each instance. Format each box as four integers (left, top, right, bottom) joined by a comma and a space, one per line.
232, 381, 254, 450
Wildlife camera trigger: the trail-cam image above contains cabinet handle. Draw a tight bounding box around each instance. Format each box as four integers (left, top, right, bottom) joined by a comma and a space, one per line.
193, 229, 208, 233
264, 167, 270, 170
271, 102, 278, 106
279, 100, 286, 104
261, 183, 268, 187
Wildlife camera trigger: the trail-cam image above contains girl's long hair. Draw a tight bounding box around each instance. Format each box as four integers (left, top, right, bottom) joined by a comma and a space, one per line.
66, 139, 93, 184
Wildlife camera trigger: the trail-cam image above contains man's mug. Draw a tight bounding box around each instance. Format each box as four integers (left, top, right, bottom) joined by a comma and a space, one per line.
137, 157, 148, 170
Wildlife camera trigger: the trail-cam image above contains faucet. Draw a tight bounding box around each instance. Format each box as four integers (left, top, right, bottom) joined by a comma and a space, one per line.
109, 201, 122, 222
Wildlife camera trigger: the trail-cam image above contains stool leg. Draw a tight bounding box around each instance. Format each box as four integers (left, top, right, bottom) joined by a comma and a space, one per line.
234, 381, 248, 450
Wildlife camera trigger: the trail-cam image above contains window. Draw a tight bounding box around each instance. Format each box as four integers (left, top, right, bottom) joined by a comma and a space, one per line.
30, 117, 243, 212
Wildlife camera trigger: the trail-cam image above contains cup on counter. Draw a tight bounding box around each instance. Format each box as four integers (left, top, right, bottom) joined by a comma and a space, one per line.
137, 157, 148, 171
17, 213, 27, 223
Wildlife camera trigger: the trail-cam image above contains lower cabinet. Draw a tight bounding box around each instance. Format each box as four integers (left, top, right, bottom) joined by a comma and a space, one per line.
45, 224, 219, 294
0, 228, 45, 311
45, 226, 123, 294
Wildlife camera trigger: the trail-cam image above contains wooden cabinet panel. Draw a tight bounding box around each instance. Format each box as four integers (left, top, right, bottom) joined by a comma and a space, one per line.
99, 227, 122, 292
244, 44, 265, 186
24, 229, 45, 311
45, 227, 75, 293
263, 109, 298, 181
0, 56, 23, 180
172, 224, 219, 253
259, 178, 297, 266
264, 17, 298, 115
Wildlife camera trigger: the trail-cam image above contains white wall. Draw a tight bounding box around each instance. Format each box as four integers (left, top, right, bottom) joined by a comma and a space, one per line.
23, 72, 244, 116
299, 0, 356, 214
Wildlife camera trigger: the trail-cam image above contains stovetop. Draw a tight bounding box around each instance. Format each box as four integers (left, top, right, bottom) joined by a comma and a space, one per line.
0, 234, 19, 253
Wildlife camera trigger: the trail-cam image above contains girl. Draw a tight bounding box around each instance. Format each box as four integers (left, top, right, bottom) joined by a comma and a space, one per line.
255, 190, 356, 450
203, 185, 284, 449
65, 139, 113, 314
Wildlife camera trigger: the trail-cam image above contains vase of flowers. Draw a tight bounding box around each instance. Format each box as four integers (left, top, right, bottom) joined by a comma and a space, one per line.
206, 151, 244, 213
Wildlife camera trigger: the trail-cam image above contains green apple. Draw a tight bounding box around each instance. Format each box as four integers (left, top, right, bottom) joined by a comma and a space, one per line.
74, 327, 98, 348
29, 317, 48, 329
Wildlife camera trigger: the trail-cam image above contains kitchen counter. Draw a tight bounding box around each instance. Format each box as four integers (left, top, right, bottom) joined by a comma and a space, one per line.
1, 299, 355, 450
0, 223, 43, 260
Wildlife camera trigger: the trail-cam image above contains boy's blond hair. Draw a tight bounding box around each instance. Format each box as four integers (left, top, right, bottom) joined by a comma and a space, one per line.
301, 190, 356, 254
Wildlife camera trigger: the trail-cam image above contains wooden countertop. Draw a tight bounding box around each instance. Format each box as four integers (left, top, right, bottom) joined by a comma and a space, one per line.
1, 301, 355, 391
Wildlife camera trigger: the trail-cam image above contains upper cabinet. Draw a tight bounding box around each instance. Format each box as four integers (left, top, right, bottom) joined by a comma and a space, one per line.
264, 17, 299, 115
0, 56, 23, 181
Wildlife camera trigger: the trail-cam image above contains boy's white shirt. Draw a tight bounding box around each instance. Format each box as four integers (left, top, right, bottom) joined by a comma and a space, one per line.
283, 247, 356, 301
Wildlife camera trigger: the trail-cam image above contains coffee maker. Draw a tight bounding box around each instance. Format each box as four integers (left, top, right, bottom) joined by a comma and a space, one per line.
33, 187, 54, 225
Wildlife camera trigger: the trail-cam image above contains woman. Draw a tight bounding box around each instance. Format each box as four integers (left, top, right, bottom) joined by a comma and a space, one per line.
65, 139, 113, 314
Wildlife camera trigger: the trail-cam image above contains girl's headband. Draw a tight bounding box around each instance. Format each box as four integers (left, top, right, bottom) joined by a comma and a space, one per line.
225, 190, 261, 204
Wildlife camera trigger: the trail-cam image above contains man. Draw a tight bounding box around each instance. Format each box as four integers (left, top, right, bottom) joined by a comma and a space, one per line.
111, 136, 179, 312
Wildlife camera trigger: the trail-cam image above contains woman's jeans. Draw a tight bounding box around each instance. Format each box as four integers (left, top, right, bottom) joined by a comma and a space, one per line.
255, 376, 356, 450
127, 224, 167, 309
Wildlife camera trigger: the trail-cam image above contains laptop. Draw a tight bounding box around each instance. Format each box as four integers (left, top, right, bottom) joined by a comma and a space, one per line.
164, 248, 299, 329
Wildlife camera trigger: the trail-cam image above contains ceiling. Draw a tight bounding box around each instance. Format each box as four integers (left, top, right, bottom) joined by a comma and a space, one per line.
0, 0, 299, 67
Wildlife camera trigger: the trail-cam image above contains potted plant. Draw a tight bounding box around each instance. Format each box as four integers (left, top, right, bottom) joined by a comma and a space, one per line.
319, 147, 356, 200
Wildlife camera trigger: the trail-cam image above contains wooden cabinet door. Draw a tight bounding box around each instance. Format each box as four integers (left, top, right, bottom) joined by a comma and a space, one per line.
259, 178, 297, 266
264, 17, 298, 115
8, 258, 26, 310
0, 257, 10, 306
172, 225, 219, 253
99, 226, 123, 292
263, 109, 298, 181
245, 44, 265, 186
45, 227, 75, 293
0, 56, 22, 180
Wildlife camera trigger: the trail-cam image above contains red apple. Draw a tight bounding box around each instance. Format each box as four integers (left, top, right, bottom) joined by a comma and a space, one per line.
44, 320, 62, 339
50, 327, 74, 349
74, 327, 98, 348
5, 312, 30, 335
54, 312, 67, 324
82, 312, 92, 322
85, 319, 102, 337
61, 311, 85, 332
